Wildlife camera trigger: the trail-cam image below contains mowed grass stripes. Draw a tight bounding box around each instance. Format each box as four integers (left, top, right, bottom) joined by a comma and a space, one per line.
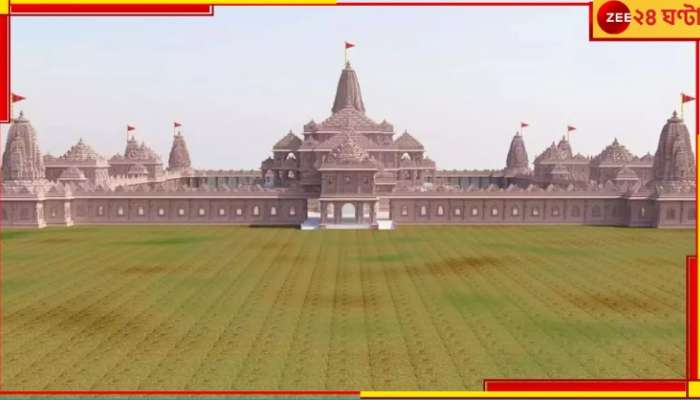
2, 225, 692, 390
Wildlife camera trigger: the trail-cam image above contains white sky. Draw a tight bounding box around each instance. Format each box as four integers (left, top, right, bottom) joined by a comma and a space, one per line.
8, 6, 697, 170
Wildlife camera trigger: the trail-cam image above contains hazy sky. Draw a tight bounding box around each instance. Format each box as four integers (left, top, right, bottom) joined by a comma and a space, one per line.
9, 6, 696, 170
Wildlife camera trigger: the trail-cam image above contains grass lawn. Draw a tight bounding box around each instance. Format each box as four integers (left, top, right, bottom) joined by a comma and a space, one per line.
2, 225, 693, 390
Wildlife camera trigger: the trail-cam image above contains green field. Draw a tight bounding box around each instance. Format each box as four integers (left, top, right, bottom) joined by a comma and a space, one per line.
2, 225, 693, 390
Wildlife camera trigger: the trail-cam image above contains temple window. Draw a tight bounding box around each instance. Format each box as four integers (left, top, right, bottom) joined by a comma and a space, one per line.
420, 205, 427, 216
571, 206, 581, 217
639, 207, 646, 218
236, 208, 243, 216
158, 208, 166, 216
531, 207, 540, 217
98, 206, 105, 216
327, 204, 334, 218
345, 176, 352, 184
288, 170, 295, 179
552, 207, 560, 217
401, 206, 408, 216
198, 208, 206, 216
219, 208, 226, 216
666, 208, 676, 220
511, 207, 519, 216
270, 206, 277, 216
253, 205, 260, 216
401, 152, 411, 161
137, 207, 145, 216
437, 206, 444, 216
363, 204, 371, 218
117, 207, 124, 216
491, 207, 499, 216
591, 205, 601, 218
286, 152, 296, 160
289, 206, 296, 216
471, 207, 479, 216
454, 207, 462, 216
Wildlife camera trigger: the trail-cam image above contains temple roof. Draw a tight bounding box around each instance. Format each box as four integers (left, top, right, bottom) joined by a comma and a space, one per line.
557, 137, 573, 158
314, 107, 390, 132
58, 166, 87, 181
592, 138, 635, 165
394, 131, 424, 150
332, 62, 365, 114
111, 138, 161, 163
59, 138, 107, 163
304, 130, 389, 151
535, 139, 588, 164
273, 130, 303, 151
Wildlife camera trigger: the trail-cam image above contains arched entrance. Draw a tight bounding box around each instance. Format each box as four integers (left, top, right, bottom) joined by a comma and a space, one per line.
341, 203, 356, 224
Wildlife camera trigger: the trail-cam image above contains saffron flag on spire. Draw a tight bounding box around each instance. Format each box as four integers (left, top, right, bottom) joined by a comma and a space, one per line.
680, 92, 695, 119
520, 122, 529, 128
11, 93, 25, 103
127, 125, 135, 131
567, 125, 576, 132
344, 41, 355, 64
174, 121, 182, 128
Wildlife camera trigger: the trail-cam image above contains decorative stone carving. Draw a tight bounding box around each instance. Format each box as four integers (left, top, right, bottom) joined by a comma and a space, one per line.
652, 111, 696, 183
2, 111, 45, 181
168, 132, 192, 170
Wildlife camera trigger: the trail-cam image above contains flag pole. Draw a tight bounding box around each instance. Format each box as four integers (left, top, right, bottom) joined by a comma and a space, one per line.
681, 93, 685, 120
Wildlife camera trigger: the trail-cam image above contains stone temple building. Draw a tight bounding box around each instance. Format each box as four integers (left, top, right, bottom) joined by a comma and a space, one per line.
1, 60, 696, 229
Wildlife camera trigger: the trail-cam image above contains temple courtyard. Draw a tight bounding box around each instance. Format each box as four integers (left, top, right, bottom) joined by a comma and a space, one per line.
2, 225, 692, 390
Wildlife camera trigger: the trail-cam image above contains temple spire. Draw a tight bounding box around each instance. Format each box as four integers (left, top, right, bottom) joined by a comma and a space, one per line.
332, 62, 365, 114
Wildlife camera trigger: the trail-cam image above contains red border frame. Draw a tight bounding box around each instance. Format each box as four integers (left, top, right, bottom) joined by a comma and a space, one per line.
0, 1, 697, 397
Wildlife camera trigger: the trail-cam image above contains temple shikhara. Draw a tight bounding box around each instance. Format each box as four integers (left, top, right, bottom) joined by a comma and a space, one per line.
1, 60, 696, 229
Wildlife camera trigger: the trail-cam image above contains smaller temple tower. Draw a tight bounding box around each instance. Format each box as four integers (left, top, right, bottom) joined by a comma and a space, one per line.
652, 111, 696, 184
504, 131, 529, 176
168, 132, 192, 171
2, 111, 45, 181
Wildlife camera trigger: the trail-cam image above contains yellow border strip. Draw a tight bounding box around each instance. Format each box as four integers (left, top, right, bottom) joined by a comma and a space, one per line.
0, 0, 8, 14
689, 381, 700, 398
360, 391, 687, 399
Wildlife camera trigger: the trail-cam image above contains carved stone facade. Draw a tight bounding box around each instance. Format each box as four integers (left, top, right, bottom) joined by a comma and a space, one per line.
2, 60, 695, 229
653, 111, 696, 184
2, 112, 45, 181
